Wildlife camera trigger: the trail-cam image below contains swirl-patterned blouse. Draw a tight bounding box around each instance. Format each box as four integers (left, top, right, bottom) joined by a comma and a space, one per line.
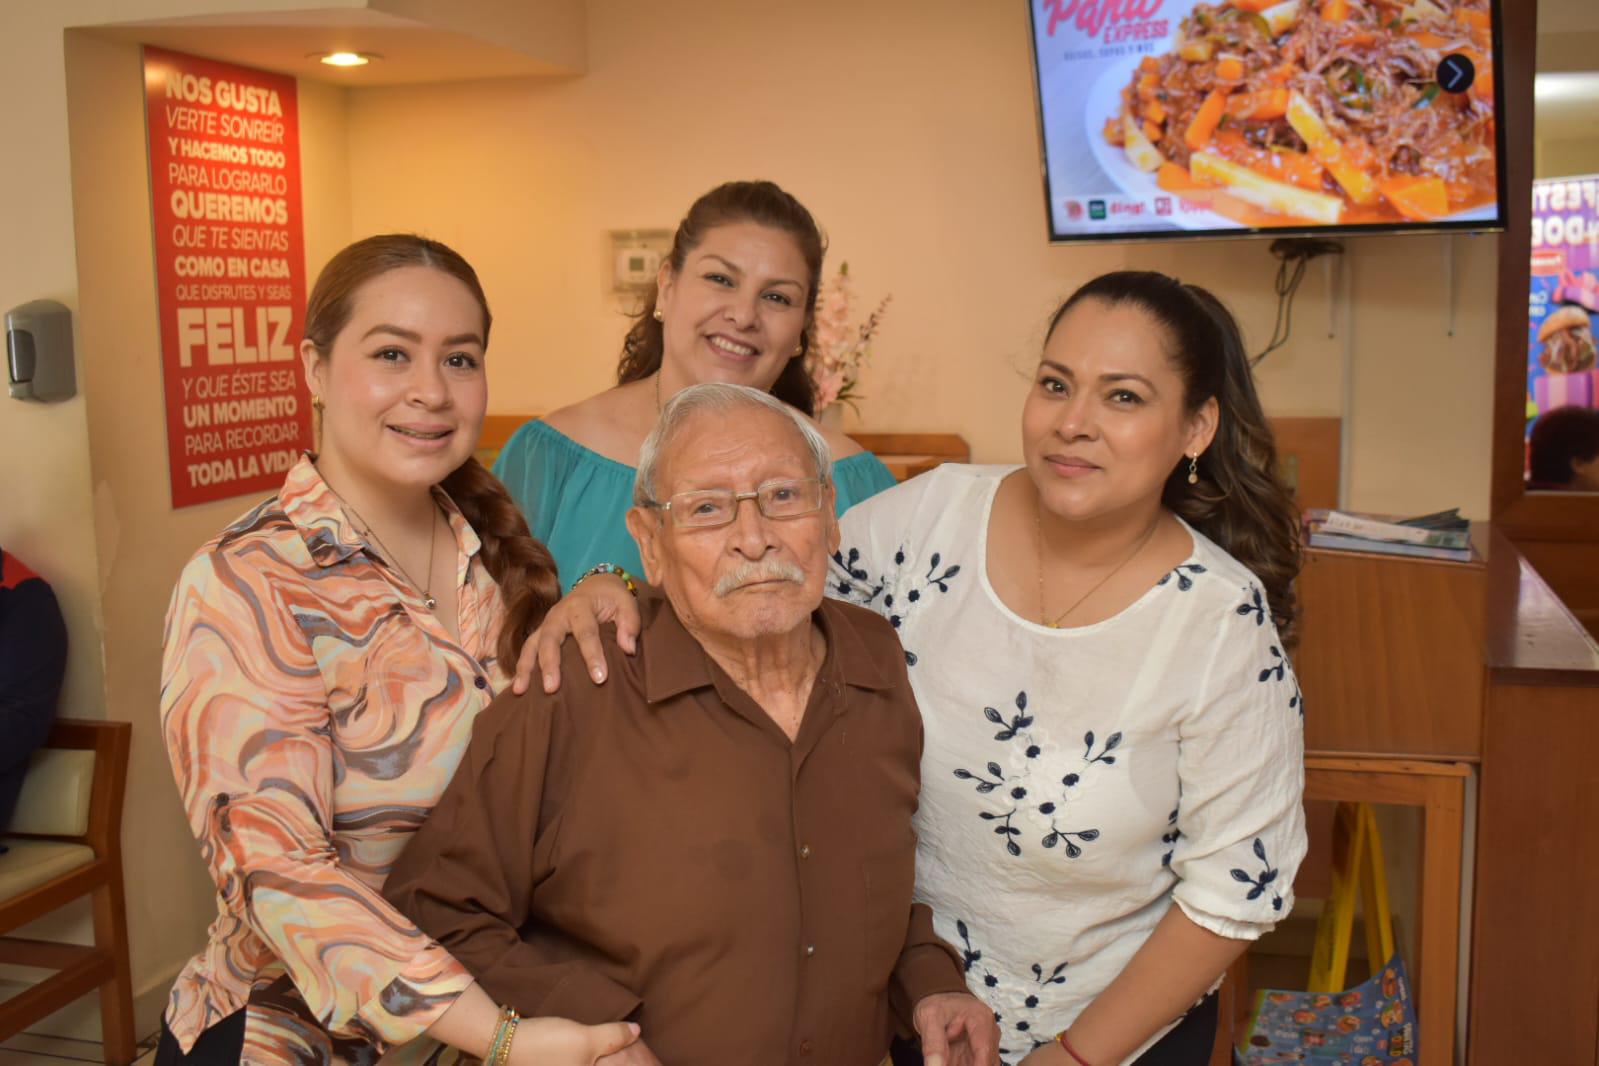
160, 455, 506, 1064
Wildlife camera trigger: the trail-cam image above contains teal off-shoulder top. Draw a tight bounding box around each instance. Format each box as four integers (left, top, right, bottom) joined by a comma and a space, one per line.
493, 418, 899, 591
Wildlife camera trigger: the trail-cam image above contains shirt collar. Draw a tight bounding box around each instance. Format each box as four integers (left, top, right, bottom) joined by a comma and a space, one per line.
281, 452, 481, 568
640, 584, 896, 705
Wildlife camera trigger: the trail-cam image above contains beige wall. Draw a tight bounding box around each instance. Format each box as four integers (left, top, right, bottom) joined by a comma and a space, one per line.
342, 0, 1497, 517
0, 6, 110, 733
374, 0, 588, 72
59, 29, 355, 1030
56, 32, 227, 1029
1537, 137, 1599, 180
1342, 234, 1498, 517
0, 0, 494, 784
0, 18, 351, 1037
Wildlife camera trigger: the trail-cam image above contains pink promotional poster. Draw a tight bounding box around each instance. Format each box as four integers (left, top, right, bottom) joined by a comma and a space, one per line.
1027, 0, 1504, 242
1527, 174, 1599, 473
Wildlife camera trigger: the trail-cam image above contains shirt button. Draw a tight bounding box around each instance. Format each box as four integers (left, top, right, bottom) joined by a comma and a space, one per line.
799, 1040, 813, 1056
799, 844, 812, 859
474, 675, 488, 690
804, 944, 816, 958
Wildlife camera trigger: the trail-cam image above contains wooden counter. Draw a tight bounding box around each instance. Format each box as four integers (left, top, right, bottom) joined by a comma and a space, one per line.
1297, 528, 1599, 1065
1469, 529, 1599, 1066
1295, 536, 1488, 760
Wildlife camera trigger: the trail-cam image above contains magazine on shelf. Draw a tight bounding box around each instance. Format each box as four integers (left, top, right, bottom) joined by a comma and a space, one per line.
1307, 531, 1474, 563
1303, 510, 1475, 563
1315, 510, 1470, 550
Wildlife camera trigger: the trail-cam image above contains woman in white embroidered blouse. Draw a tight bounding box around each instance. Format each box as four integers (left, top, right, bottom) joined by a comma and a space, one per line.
526, 271, 1307, 1066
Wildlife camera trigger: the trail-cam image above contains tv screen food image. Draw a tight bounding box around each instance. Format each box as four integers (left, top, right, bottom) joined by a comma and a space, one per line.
1029, 0, 1504, 241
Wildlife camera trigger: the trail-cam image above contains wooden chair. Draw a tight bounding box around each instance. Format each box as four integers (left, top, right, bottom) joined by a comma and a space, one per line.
1268, 416, 1341, 512
0, 719, 135, 1065
845, 432, 970, 482
476, 413, 537, 469
472, 416, 973, 486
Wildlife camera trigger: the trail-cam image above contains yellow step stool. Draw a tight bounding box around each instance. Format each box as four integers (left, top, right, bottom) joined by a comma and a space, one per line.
1308, 801, 1395, 993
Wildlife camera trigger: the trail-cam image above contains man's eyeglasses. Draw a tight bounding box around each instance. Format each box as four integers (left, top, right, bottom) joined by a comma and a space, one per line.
647, 478, 825, 529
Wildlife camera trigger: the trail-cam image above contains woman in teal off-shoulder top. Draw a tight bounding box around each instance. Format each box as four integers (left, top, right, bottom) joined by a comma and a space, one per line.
493, 180, 896, 589
496, 418, 894, 589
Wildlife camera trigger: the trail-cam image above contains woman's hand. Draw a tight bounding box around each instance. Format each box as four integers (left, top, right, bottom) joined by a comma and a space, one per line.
595, 1037, 666, 1064
511, 573, 643, 694
428, 984, 639, 1065
507, 1017, 642, 1065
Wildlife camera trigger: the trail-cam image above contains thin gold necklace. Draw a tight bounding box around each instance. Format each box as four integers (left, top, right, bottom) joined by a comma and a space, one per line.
1034, 493, 1160, 629
326, 481, 441, 611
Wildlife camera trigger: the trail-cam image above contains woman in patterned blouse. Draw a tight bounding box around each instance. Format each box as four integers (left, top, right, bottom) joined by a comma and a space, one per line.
158, 236, 640, 1065
532, 271, 1309, 1065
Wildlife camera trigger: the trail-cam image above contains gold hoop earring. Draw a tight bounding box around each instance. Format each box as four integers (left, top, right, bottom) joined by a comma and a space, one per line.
1187, 453, 1199, 485
311, 395, 325, 411
652, 308, 664, 322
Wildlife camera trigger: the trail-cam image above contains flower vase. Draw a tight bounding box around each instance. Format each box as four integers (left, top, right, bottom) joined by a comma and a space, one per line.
817, 404, 845, 431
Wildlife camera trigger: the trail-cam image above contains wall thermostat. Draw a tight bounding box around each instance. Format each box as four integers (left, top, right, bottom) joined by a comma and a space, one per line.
609, 229, 673, 293
7, 299, 76, 403
615, 245, 662, 288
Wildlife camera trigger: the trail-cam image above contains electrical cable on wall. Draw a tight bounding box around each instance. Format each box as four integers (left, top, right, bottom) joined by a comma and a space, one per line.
1253, 238, 1344, 366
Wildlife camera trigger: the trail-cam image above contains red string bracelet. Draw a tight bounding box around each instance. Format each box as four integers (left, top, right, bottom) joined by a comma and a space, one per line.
1055, 1029, 1093, 1066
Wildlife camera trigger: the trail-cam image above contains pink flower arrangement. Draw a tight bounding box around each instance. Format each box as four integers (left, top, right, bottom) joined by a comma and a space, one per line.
807, 261, 890, 414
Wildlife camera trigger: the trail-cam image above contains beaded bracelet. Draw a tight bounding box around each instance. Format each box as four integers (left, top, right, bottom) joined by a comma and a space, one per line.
485, 1009, 507, 1064
573, 562, 638, 595
488, 1006, 519, 1066
1055, 1029, 1093, 1066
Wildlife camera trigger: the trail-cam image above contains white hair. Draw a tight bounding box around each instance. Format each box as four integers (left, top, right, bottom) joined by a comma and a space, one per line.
633, 382, 833, 506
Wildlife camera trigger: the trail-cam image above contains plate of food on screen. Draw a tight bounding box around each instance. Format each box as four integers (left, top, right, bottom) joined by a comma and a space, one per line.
1091, 0, 1499, 230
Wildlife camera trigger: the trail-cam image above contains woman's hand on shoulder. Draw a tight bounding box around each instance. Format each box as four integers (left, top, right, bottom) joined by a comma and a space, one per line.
512, 573, 643, 695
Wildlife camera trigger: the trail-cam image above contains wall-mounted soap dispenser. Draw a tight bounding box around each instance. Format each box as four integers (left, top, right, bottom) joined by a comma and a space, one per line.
7, 300, 76, 402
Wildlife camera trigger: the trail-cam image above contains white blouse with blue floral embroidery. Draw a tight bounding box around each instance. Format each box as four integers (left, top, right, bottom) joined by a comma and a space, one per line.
830, 465, 1307, 1064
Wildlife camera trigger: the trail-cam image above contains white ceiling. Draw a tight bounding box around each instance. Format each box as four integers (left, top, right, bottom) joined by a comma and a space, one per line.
81, 7, 575, 87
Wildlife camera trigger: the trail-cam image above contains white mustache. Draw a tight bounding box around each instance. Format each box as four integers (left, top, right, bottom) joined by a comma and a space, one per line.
714, 559, 807, 597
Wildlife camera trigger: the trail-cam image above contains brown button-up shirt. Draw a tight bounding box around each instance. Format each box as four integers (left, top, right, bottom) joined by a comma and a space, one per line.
384, 588, 966, 1065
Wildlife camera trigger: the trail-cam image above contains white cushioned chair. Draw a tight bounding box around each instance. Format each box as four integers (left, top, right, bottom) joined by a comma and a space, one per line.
0, 720, 134, 1065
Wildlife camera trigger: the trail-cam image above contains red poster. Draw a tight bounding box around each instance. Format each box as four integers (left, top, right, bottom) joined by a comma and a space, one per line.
144, 46, 311, 508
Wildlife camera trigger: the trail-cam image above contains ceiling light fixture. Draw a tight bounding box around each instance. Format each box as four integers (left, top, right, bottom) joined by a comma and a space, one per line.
316, 52, 376, 68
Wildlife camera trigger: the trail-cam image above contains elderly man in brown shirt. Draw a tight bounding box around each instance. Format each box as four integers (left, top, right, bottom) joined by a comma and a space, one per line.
385, 384, 997, 1066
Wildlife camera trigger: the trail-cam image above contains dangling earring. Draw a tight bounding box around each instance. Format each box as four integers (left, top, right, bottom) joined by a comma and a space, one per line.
311, 395, 325, 411
652, 308, 664, 322
1187, 453, 1199, 485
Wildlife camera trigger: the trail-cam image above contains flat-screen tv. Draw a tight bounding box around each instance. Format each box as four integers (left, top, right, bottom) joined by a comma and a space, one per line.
1027, 0, 1507, 242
